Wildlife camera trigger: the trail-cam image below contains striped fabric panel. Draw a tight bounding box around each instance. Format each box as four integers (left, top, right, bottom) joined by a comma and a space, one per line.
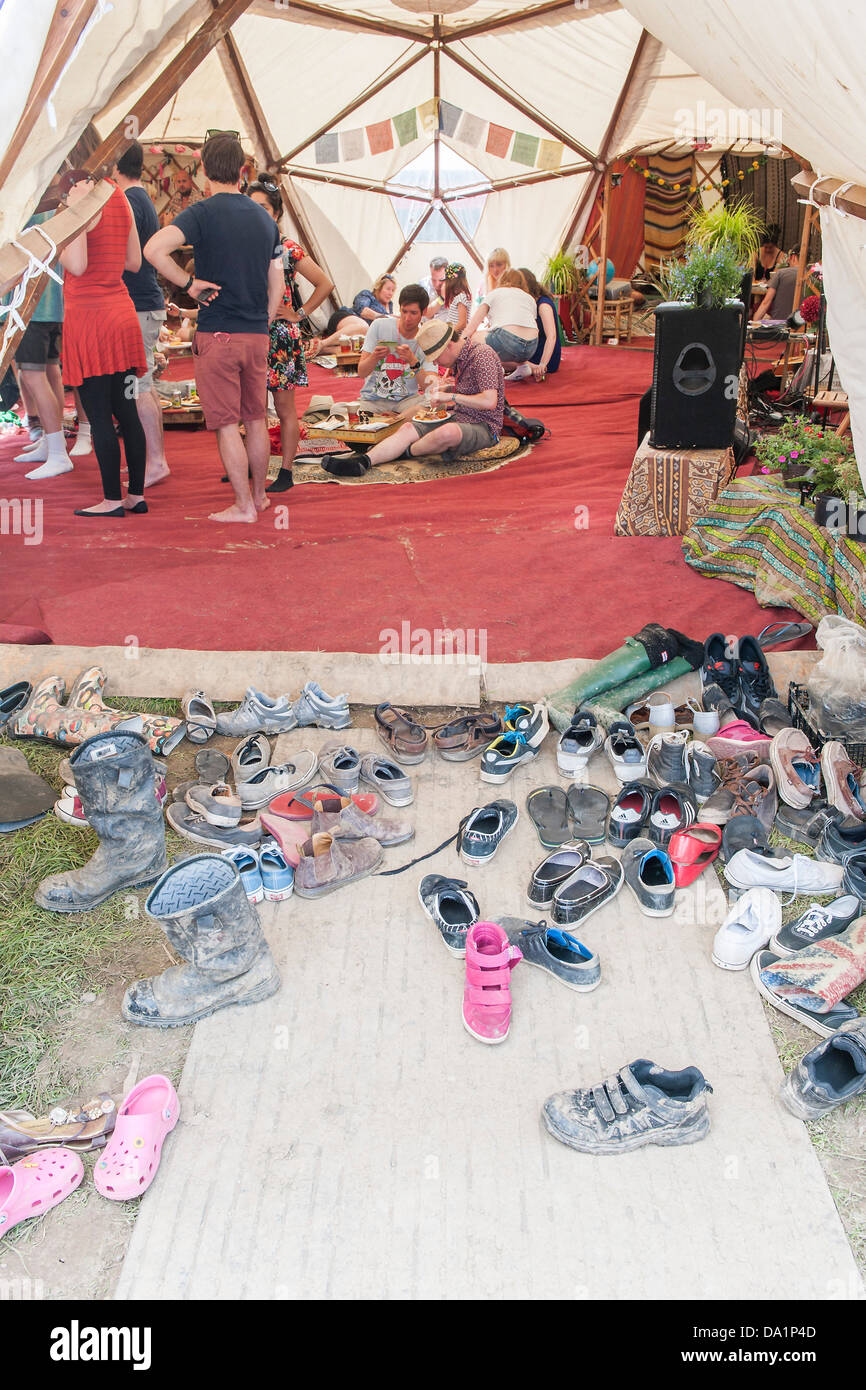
644, 154, 696, 268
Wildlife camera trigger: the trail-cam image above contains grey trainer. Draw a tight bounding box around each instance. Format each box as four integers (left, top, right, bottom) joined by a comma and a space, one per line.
543, 1060, 713, 1154
215, 688, 298, 737
318, 742, 362, 793
501, 918, 600, 992
359, 753, 413, 807
292, 681, 352, 730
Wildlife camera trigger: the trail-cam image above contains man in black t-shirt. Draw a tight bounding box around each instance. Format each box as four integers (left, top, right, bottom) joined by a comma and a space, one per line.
144, 134, 284, 524
113, 141, 170, 487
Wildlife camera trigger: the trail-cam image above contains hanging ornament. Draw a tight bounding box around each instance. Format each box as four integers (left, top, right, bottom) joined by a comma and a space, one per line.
673, 182, 680, 190
148, 145, 161, 155
689, 184, 697, 193
175, 144, 188, 154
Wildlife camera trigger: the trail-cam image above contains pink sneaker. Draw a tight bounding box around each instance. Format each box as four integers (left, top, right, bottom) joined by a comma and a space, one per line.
462, 921, 523, 1045
706, 720, 772, 760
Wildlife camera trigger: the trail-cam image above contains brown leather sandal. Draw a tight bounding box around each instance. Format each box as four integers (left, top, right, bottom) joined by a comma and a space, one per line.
432, 712, 504, 761
374, 703, 428, 765
0, 1093, 116, 1161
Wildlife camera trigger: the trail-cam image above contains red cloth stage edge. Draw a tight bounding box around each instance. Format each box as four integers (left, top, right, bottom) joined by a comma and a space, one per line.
0, 347, 805, 660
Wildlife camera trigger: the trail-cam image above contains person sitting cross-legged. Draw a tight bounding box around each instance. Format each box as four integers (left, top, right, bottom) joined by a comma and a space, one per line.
320, 322, 504, 478
356, 284, 434, 413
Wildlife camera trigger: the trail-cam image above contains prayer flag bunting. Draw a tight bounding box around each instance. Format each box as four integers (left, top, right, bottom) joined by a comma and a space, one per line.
366, 119, 394, 155
393, 108, 418, 146
314, 132, 339, 165
417, 98, 439, 134
438, 100, 461, 137
339, 128, 365, 162
511, 132, 540, 166
486, 123, 513, 158
536, 139, 564, 171
455, 110, 485, 147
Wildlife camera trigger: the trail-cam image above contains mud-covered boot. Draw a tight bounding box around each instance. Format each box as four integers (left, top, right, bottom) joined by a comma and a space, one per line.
122, 855, 281, 1027
35, 731, 167, 913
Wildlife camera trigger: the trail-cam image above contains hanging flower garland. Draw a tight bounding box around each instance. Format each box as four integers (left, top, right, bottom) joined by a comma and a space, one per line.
628, 151, 770, 196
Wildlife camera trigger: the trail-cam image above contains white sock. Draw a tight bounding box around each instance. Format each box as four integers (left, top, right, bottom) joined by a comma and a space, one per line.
71, 424, 93, 457
25, 457, 74, 480
28, 425, 44, 442
46, 430, 71, 462
16, 438, 47, 463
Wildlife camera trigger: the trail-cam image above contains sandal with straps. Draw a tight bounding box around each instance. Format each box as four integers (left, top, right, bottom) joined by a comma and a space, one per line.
374, 702, 428, 765
462, 921, 523, 1045
432, 712, 504, 761
0, 1093, 116, 1161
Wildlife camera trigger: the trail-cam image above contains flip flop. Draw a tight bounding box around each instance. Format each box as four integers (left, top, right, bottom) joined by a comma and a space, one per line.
267, 784, 379, 820
93, 1074, 179, 1201
0, 1094, 115, 1160
526, 786, 571, 848
668, 823, 722, 886
194, 748, 230, 784
0, 1148, 84, 1235
566, 785, 611, 845
182, 690, 217, 744
374, 703, 428, 765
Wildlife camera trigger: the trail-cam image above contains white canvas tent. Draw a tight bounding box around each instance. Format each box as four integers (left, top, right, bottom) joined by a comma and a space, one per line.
1, 0, 864, 483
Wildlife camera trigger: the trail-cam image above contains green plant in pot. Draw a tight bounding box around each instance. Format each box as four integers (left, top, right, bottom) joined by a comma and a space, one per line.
543, 249, 584, 343
754, 415, 866, 539
686, 199, 764, 265
661, 241, 745, 310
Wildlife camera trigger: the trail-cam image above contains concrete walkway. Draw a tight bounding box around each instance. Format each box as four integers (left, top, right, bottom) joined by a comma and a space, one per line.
117, 728, 863, 1301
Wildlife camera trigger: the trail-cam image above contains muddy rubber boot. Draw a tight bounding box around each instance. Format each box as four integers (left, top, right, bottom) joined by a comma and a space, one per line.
122, 855, 281, 1027
35, 731, 167, 913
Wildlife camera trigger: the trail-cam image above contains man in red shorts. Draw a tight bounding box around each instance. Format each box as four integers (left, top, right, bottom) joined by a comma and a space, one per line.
144, 134, 284, 523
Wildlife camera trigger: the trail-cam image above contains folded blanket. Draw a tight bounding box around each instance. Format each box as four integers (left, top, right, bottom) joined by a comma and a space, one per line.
760, 917, 866, 1012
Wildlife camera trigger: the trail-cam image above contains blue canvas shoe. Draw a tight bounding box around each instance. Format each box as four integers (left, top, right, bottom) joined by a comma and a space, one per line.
259, 839, 294, 902
501, 919, 600, 992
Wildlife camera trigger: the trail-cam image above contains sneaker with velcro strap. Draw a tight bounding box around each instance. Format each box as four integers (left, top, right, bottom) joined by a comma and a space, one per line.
501, 918, 600, 992
543, 1059, 713, 1154
781, 1021, 866, 1119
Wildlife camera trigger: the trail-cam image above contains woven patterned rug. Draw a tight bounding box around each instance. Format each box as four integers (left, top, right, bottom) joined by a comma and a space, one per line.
644, 153, 696, 268
272, 434, 525, 485
682, 477, 866, 622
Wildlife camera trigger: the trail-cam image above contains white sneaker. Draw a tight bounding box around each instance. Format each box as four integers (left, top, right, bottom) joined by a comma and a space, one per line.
556, 710, 603, 777
604, 719, 647, 783
505, 362, 532, 381
712, 887, 781, 970
724, 850, 845, 898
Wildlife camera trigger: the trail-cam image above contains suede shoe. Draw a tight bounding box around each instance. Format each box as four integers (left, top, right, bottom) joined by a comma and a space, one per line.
821, 742, 866, 821
293, 832, 383, 898
701, 751, 766, 824
310, 793, 414, 847
770, 728, 822, 809
543, 1060, 712, 1154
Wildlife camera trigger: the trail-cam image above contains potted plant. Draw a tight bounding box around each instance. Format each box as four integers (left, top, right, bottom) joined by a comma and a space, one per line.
660, 241, 746, 311
542, 249, 584, 342
686, 199, 764, 264
754, 415, 866, 540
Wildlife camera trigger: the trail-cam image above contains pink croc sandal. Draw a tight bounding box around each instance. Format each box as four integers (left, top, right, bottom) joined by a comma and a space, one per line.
93, 1074, 179, 1201
0, 1148, 84, 1236
462, 921, 523, 1045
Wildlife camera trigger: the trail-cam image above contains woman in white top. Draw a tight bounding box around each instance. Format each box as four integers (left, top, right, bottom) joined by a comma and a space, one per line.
466, 268, 539, 365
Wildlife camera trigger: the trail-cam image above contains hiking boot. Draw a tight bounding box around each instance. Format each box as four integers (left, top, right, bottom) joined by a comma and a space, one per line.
462, 921, 522, 1044
215, 688, 299, 737
750, 950, 862, 1037
458, 800, 518, 866
526, 843, 590, 909
557, 709, 603, 777
701, 752, 765, 824
501, 918, 600, 992
701, 634, 740, 704
781, 1021, 866, 1119
770, 895, 862, 956
604, 719, 647, 782
294, 832, 383, 898
122, 855, 280, 1027
736, 634, 777, 720
310, 793, 414, 846
622, 838, 676, 916
646, 730, 690, 788
821, 742, 866, 821
770, 728, 822, 809
543, 1060, 713, 1154
418, 875, 479, 956
35, 731, 167, 913
292, 681, 352, 731
647, 785, 696, 848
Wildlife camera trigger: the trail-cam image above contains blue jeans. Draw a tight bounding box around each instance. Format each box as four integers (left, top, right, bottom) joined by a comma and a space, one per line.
485, 327, 538, 363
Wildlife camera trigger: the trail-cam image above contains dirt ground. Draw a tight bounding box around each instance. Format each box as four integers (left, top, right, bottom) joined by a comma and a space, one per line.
3, 707, 865, 1300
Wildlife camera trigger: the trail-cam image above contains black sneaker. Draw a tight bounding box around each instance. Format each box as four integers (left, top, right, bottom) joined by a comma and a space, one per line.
321, 453, 371, 478
543, 1060, 713, 1154
621, 838, 676, 916
418, 875, 479, 957
607, 780, 654, 847
551, 855, 623, 927
775, 801, 837, 849
842, 852, 866, 903
736, 634, 777, 720
687, 744, 719, 804
646, 730, 689, 788
818, 816, 866, 865
503, 701, 549, 749
647, 785, 696, 848
500, 918, 600, 992
457, 800, 518, 867
750, 950, 862, 1037
526, 842, 590, 910
721, 814, 770, 863
770, 895, 863, 957
781, 1021, 866, 1119
701, 633, 740, 703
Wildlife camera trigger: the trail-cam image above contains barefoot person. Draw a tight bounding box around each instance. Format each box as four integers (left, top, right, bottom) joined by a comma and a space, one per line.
320, 322, 503, 478
144, 134, 285, 523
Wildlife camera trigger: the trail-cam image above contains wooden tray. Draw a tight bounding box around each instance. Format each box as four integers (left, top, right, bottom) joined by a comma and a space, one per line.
304, 417, 403, 446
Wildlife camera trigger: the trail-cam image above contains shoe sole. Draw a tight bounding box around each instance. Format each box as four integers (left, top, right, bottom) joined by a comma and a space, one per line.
376, 734, 427, 767
361, 782, 413, 807
296, 714, 352, 730
416, 881, 468, 957
711, 952, 750, 971
748, 953, 838, 1037
184, 791, 243, 828
608, 761, 648, 783
243, 884, 266, 904
521, 954, 601, 993
35, 863, 167, 914
480, 757, 536, 784
168, 818, 261, 850
122, 970, 281, 1028
293, 857, 383, 898
542, 1106, 710, 1152
262, 885, 294, 901
459, 811, 519, 866
462, 1014, 509, 1045
767, 933, 797, 957
439, 746, 487, 763
556, 752, 593, 778
54, 806, 87, 827
706, 733, 771, 759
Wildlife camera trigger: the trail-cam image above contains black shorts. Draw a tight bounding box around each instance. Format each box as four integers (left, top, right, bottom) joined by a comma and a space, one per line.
16, 321, 62, 370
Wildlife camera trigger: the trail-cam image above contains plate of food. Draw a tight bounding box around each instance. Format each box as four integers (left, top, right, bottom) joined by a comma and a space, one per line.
413, 406, 450, 423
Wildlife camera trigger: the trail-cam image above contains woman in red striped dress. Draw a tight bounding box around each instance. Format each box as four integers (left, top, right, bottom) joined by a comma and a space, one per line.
59, 171, 148, 517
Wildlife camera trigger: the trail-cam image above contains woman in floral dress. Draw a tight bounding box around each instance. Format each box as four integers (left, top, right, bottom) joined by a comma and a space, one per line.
248, 179, 333, 494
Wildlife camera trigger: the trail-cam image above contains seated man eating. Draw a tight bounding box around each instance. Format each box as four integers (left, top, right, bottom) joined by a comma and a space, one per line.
321, 322, 504, 478
356, 284, 433, 413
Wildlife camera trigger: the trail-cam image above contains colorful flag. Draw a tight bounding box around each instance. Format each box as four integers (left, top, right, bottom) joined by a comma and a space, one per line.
417, 98, 438, 134
455, 110, 485, 147
314, 133, 339, 165
486, 123, 513, 158
438, 101, 461, 137
366, 119, 394, 155
393, 108, 418, 146
511, 132, 540, 167
536, 139, 564, 170
339, 128, 365, 162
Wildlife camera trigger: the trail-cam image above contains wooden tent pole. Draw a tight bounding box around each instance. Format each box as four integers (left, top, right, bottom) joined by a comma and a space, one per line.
442, 162, 591, 200
257, 0, 422, 42
438, 204, 484, 271
275, 47, 429, 169
386, 205, 436, 275
287, 167, 427, 199
85, 0, 257, 174
592, 167, 612, 346
433, 19, 441, 203
0, 0, 98, 188
793, 202, 813, 310
791, 169, 866, 221
446, 0, 591, 41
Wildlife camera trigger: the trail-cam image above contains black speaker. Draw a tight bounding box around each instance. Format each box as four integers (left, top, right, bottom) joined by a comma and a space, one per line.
649, 303, 743, 450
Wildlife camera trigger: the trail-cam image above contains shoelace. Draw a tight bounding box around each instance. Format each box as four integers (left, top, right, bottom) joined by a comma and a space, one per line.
504, 704, 531, 728
793, 905, 833, 941
740, 667, 774, 702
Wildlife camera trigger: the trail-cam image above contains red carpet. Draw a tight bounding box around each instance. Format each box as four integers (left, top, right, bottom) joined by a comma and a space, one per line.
0, 347, 805, 661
